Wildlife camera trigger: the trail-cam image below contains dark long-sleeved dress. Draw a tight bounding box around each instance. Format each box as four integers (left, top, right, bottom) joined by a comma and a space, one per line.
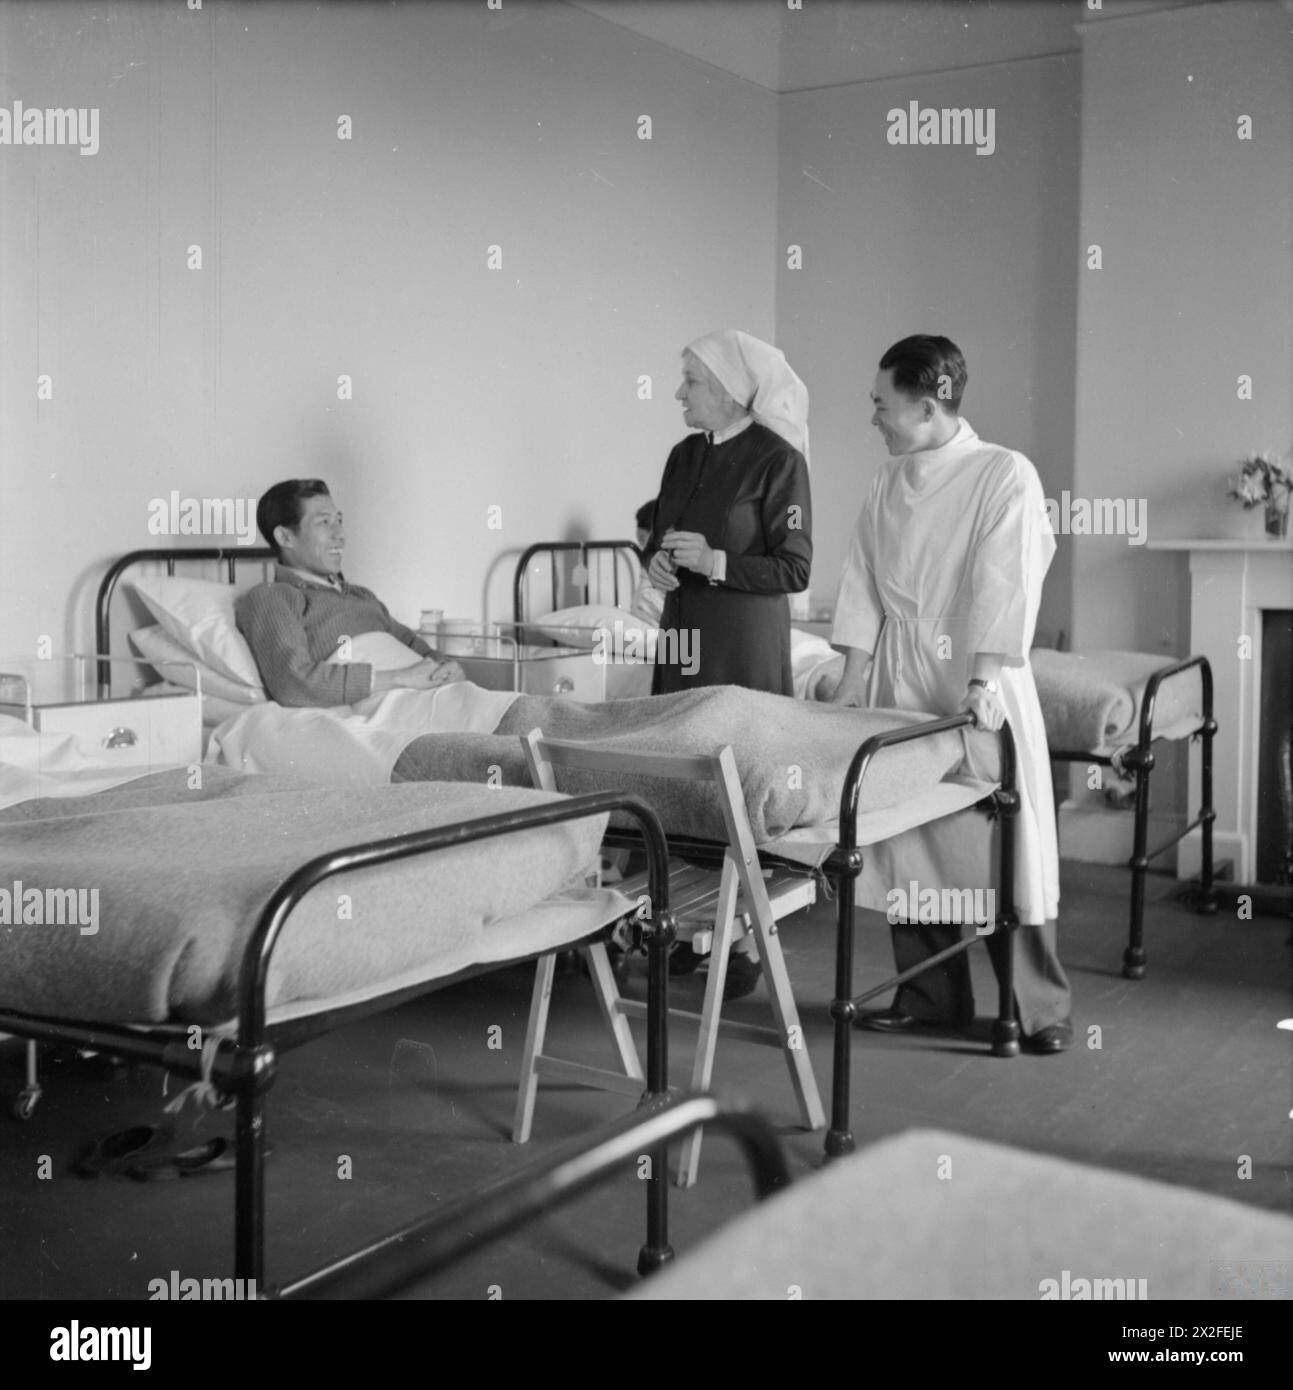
647, 421, 812, 695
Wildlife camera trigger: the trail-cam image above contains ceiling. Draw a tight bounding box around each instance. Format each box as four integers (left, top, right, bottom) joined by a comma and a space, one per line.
566, 0, 1201, 93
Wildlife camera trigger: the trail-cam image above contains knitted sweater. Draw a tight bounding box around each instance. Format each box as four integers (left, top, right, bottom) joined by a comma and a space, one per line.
236, 566, 433, 706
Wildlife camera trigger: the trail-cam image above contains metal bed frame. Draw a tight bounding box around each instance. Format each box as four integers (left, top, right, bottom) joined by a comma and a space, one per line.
510, 540, 1024, 1164
1048, 655, 1217, 979
511, 539, 645, 636
277, 1092, 790, 1299
0, 791, 678, 1287
94, 544, 277, 698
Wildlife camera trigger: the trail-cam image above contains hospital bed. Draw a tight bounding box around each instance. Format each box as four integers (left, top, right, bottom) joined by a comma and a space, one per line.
0, 750, 680, 1287
1031, 649, 1217, 978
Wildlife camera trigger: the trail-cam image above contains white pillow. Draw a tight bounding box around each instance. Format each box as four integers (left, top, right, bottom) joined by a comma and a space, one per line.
129, 575, 264, 687
129, 624, 267, 705
331, 631, 424, 671
533, 604, 653, 652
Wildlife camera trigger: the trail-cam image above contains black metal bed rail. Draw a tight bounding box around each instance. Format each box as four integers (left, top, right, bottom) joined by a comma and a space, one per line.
0, 791, 677, 1288
824, 713, 1021, 1159
231, 789, 676, 1284
1049, 654, 1216, 978
512, 539, 645, 629
273, 1093, 790, 1300
94, 545, 276, 695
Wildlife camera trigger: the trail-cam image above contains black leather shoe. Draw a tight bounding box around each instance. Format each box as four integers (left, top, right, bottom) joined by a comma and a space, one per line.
854, 1007, 973, 1034
722, 954, 763, 1001
669, 942, 704, 977
1022, 1020, 1073, 1054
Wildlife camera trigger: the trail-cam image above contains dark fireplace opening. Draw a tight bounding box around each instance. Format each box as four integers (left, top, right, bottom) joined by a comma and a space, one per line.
1256, 610, 1293, 886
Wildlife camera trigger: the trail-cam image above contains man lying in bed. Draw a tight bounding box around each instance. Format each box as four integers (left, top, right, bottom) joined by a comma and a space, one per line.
237, 479, 465, 706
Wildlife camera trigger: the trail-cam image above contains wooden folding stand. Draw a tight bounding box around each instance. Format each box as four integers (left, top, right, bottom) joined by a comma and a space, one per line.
512, 731, 825, 1186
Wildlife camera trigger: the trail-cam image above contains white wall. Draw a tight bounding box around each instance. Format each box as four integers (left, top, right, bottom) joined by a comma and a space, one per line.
0, 0, 778, 658
776, 54, 1082, 645
1072, 0, 1293, 653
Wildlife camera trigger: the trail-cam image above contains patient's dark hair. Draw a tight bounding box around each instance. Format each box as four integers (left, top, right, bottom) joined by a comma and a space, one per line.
257, 479, 332, 559
879, 335, 967, 414
635, 500, 656, 532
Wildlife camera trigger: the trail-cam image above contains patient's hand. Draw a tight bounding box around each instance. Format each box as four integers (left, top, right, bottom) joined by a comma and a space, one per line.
428, 660, 465, 687
386, 658, 452, 691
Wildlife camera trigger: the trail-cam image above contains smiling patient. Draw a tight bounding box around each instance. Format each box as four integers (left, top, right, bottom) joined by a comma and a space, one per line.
236, 479, 465, 706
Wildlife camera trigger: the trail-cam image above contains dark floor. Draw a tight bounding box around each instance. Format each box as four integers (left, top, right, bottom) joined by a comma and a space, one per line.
1, 861, 1289, 1301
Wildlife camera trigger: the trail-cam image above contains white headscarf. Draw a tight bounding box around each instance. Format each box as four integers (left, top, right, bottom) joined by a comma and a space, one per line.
685, 329, 810, 464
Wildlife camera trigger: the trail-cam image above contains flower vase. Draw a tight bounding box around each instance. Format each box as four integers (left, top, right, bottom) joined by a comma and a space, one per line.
1265, 494, 1290, 540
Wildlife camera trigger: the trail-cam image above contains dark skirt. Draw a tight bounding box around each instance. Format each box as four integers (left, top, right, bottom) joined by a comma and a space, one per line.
652, 578, 793, 696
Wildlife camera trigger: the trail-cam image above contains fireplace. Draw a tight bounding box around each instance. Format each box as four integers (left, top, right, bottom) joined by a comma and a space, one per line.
1148, 540, 1293, 884
1257, 610, 1292, 886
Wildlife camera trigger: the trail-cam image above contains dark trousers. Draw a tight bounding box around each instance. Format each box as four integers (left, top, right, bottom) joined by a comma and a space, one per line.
892, 919, 1071, 1036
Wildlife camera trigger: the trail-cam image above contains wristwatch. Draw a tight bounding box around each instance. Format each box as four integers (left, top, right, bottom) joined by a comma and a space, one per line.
968, 677, 1000, 694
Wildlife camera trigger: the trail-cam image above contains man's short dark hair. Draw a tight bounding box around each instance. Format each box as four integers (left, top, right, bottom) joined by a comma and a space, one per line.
635, 500, 656, 532
879, 335, 967, 414
257, 479, 332, 559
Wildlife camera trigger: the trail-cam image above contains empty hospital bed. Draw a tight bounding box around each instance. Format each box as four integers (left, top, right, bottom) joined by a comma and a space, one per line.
1032, 648, 1217, 978
0, 751, 679, 1286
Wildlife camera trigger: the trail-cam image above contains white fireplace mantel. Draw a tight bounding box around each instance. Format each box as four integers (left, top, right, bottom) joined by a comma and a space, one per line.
1147, 539, 1293, 881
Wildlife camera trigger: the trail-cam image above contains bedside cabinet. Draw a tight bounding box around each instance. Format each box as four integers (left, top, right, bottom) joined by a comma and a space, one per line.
0, 688, 202, 773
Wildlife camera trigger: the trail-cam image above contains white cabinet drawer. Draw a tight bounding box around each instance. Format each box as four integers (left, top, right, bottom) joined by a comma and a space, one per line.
1, 694, 202, 771
457, 650, 607, 701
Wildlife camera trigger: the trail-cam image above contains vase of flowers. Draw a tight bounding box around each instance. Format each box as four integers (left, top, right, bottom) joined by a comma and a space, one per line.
1229, 452, 1292, 540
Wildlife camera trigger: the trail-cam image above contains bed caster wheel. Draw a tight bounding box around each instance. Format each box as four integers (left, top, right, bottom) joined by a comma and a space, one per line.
13, 1087, 41, 1121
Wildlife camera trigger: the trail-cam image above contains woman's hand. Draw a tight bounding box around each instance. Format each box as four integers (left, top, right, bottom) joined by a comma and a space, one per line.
960, 684, 1005, 731
661, 529, 714, 577
647, 549, 680, 591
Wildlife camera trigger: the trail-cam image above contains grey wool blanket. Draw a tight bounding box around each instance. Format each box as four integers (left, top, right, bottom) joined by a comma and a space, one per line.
393, 686, 983, 845
0, 767, 616, 1025
1030, 650, 1204, 754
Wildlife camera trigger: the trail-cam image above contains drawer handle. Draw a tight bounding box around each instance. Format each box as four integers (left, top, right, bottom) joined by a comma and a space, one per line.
102, 726, 139, 749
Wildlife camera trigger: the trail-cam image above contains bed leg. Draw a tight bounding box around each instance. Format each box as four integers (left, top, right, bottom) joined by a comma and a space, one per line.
1124, 749, 1153, 980
637, 907, 676, 1275
234, 1048, 275, 1287
991, 758, 1021, 1057
1196, 706, 1218, 916
824, 854, 859, 1160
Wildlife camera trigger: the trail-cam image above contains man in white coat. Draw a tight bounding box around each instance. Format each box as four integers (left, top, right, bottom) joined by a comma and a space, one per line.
831, 335, 1072, 1053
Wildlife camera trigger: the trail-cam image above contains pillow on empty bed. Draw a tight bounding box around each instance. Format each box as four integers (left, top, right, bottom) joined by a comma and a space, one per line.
129, 575, 264, 688
130, 624, 267, 705
533, 604, 656, 653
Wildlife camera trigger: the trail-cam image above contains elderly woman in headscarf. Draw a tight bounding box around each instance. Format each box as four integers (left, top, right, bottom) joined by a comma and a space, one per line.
643, 329, 812, 696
